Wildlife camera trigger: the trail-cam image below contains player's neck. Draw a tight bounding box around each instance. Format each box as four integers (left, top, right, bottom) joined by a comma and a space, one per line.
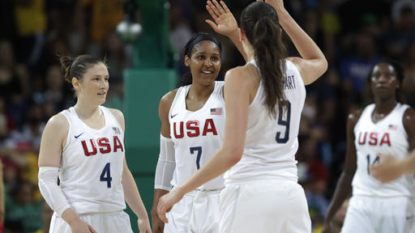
74, 102, 101, 120
373, 98, 397, 115
187, 83, 215, 101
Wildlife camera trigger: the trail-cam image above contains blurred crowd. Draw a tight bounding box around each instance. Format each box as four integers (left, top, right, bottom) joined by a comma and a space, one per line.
1, 0, 415, 232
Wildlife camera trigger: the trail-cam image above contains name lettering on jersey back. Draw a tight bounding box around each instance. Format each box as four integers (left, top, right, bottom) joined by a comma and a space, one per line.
284, 75, 296, 90
358, 132, 391, 146
81, 136, 124, 156
173, 119, 217, 138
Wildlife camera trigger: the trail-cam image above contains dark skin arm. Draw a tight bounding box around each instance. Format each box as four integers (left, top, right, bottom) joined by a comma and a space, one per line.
403, 108, 415, 152
322, 110, 362, 233
151, 90, 177, 233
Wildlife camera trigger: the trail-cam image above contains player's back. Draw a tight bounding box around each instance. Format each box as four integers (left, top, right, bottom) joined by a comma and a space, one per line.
169, 81, 225, 190
225, 60, 306, 184
59, 106, 126, 214
353, 103, 415, 197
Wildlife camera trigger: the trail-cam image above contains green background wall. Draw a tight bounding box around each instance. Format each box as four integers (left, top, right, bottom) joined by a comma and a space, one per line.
122, 0, 177, 231
123, 69, 177, 231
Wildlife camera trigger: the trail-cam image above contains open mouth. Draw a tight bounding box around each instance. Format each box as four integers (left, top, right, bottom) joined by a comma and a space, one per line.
98, 92, 106, 96
201, 70, 214, 74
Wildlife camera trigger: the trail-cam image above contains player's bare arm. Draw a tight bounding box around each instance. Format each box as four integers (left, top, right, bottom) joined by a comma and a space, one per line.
322, 110, 361, 233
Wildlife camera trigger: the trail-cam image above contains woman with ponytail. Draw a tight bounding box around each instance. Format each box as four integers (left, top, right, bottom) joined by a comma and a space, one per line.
158, 0, 327, 232
38, 54, 151, 233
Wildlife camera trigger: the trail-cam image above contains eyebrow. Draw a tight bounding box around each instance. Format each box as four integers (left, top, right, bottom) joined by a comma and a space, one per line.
194, 52, 220, 56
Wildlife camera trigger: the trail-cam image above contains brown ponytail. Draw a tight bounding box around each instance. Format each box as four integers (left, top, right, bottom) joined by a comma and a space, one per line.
241, 2, 288, 118
59, 55, 75, 83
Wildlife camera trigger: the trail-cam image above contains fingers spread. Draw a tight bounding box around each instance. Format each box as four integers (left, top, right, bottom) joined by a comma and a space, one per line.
220, 0, 231, 13
206, 4, 219, 20
205, 20, 218, 31
212, 0, 225, 14
207, 1, 220, 18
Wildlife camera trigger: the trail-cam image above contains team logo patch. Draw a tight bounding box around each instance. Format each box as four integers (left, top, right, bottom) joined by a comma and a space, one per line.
210, 108, 222, 115
388, 124, 397, 130
112, 127, 121, 134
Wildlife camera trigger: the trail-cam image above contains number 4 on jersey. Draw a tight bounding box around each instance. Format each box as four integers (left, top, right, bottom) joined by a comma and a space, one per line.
100, 163, 112, 188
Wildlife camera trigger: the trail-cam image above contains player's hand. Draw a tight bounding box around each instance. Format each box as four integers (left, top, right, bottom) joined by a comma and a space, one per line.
137, 218, 152, 233
157, 188, 184, 223
259, 0, 286, 15
151, 210, 165, 233
205, 0, 238, 37
370, 154, 404, 183
69, 220, 97, 233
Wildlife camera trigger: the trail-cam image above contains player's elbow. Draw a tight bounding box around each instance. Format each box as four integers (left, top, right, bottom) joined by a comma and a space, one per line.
225, 148, 243, 166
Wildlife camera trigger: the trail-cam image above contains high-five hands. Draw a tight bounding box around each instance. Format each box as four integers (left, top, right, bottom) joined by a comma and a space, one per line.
205, 0, 238, 36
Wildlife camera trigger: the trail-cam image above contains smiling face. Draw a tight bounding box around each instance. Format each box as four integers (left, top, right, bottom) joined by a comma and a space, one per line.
185, 40, 221, 86
72, 62, 109, 106
370, 62, 400, 101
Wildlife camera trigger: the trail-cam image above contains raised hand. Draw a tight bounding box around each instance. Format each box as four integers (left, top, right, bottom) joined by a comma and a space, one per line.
205, 0, 238, 37
259, 0, 286, 15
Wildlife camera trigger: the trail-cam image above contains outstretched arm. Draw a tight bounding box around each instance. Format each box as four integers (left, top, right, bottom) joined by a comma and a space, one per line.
157, 67, 250, 223
205, 0, 248, 61
264, 0, 328, 84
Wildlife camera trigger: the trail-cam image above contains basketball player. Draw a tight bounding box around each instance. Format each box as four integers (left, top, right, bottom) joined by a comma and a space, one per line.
157, 0, 328, 232
151, 1, 246, 232
322, 60, 415, 233
38, 55, 151, 233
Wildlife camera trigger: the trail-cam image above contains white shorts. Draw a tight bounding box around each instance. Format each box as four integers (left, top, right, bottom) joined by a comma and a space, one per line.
164, 189, 221, 233
341, 195, 415, 233
219, 179, 311, 233
49, 211, 133, 233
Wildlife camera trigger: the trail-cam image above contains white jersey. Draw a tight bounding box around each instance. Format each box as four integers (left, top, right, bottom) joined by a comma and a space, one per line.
60, 106, 126, 214
225, 60, 306, 184
353, 103, 415, 197
169, 81, 225, 190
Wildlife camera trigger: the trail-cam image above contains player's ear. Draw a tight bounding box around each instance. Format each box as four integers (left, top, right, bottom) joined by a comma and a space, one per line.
72, 77, 81, 91
184, 55, 190, 67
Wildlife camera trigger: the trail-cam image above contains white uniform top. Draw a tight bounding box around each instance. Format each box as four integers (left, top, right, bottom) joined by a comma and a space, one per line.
225, 60, 306, 184
353, 103, 415, 197
60, 106, 126, 214
169, 81, 225, 190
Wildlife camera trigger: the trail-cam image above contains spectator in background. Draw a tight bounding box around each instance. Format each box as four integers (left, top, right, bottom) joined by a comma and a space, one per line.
4, 181, 43, 233
169, 1, 193, 77
33, 202, 53, 233
385, 4, 415, 61
14, 0, 47, 67
339, 32, 381, 106
79, 0, 125, 56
